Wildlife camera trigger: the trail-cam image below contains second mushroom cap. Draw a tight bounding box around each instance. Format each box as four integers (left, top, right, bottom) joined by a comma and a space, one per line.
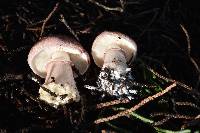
92, 31, 137, 68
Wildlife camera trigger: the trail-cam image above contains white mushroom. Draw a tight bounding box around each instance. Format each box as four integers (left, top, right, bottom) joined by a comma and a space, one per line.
90, 31, 137, 99
28, 36, 90, 108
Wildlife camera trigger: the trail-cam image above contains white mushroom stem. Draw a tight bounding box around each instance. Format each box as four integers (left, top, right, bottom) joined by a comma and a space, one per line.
45, 61, 76, 87
103, 48, 127, 75
90, 48, 137, 100
91, 48, 137, 100
39, 51, 80, 108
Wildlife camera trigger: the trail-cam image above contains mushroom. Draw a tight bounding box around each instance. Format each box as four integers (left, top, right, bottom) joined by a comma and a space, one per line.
89, 31, 137, 100
28, 36, 90, 108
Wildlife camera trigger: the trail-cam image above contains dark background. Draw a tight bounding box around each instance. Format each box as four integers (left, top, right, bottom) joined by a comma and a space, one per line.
0, 0, 200, 132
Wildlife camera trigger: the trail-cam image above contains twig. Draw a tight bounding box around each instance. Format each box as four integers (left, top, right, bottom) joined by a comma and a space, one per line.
141, 56, 171, 77
181, 114, 200, 129
28, 20, 44, 27
94, 82, 176, 124
119, 0, 125, 9
16, 12, 29, 24
128, 80, 156, 88
0, 74, 23, 83
40, 2, 59, 38
147, 67, 192, 91
26, 25, 55, 31
175, 101, 200, 110
96, 99, 130, 109
153, 114, 194, 126
151, 65, 200, 103
151, 112, 194, 119
0, 46, 30, 57
153, 117, 171, 126
151, 112, 194, 126
88, 0, 124, 13
180, 24, 200, 89
148, 66, 200, 103
180, 24, 191, 55
59, 14, 79, 41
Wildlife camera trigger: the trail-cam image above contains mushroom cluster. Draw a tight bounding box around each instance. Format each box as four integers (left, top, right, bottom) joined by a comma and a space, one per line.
28, 31, 137, 107
28, 36, 90, 108
86, 31, 138, 100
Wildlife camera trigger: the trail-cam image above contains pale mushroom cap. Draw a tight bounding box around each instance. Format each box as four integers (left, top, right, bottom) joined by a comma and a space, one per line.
28, 36, 90, 78
92, 31, 137, 67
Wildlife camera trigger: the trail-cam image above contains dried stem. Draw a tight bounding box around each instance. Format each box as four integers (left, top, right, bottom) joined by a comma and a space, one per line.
181, 113, 200, 129
175, 101, 200, 110
0, 74, 23, 83
180, 24, 200, 89
26, 25, 55, 31
59, 14, 79, 41
147, 67, 192, 91
153, 113, 194, 126
40, 2, 59, 38
94, 82, 176, 124
88, 0, 124, 12
151, 112, 194, 119
180, 24, 191, 55
96, 99, 130, 109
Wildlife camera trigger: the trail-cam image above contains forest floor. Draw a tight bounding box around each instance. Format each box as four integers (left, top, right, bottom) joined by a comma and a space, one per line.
0, 0, 200, 132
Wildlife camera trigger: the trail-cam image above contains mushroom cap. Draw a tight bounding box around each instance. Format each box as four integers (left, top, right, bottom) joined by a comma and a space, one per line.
92, 31, 137, 67
28, 36, 90, 78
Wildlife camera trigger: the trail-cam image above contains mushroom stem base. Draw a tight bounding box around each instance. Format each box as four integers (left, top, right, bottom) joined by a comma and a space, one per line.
39, 83, 80, 108
41, 59, 80, 107
103, 48, 127, 75
85, 67, 138, 100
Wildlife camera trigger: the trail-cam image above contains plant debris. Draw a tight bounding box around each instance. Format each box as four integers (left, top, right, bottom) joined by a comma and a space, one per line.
0, 0, 200, 132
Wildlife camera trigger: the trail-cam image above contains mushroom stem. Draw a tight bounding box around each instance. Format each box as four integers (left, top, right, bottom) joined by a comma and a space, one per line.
45, 61, 76, 87
103, 48, 127, 75
94, 48, 137, 100
39, 52, 80, 107
45, 51, 76, 87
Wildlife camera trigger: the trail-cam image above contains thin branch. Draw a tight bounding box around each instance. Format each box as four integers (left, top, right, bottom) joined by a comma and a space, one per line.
59, 14, 79, 41
180, 24, 200, 89
147, 67, 192, 91
26, 25, 55, 31
119, 0, 125, 9
175, 101, 200, 110
181, 114, 200, 129
141, 56, 171, 77
40, 2, 59, 38
148, 67, 200, 104
153, 114, 194, 126
151, 112, 194, 119
88, 0, 124, 13
96, 99, 130, 109
153, 117, 171, 126
0, 45, 30, 56
180, 24, 191, 55
151, 112, 194, 126
94, 82, 176, 124
0, 74, 23, 83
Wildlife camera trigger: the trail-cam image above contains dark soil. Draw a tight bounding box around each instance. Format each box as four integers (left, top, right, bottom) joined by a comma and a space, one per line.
0, 0, 200, 132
